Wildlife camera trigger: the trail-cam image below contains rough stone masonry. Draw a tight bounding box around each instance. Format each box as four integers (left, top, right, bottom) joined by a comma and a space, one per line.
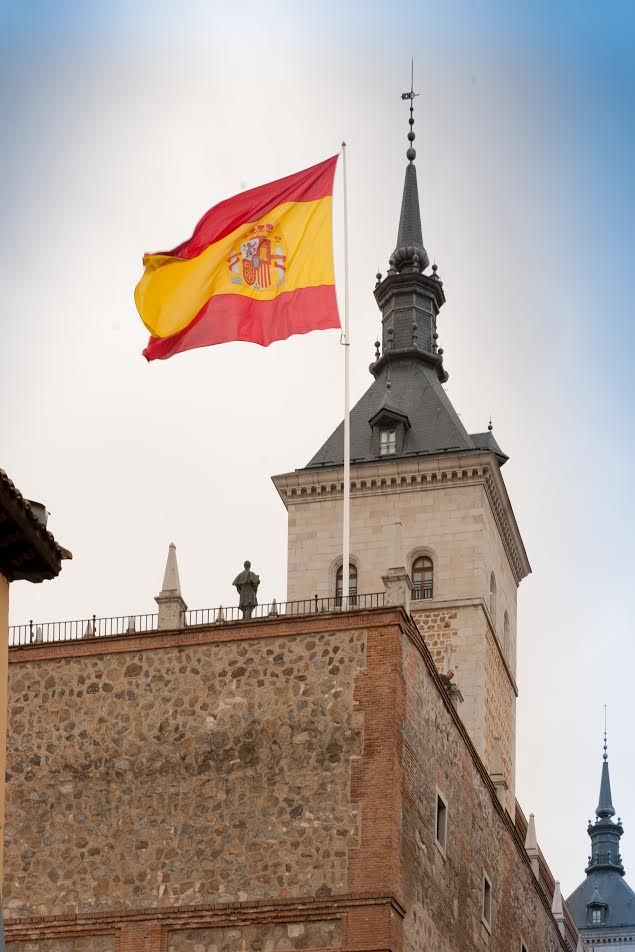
3, 608, 570, 951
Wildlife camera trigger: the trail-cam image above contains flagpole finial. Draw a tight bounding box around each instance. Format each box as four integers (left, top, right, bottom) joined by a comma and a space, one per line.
401, 58, 420, 163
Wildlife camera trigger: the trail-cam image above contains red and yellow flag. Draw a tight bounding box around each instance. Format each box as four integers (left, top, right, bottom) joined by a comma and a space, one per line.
135, 156, 340, 361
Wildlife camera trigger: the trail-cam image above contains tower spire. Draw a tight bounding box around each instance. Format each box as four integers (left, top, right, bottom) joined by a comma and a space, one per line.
583, 720, 624, 875
391, 61, 429, 272
597, 722, 616, 819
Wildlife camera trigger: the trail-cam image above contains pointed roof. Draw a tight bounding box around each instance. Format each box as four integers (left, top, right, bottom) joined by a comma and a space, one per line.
160, 542, 182, 596
568, 874, 635, 930
391, 162, 429, 271
567, 736, 635, 933
597, 736, 616, 818
390, 78, 429, 273
552, 881, 564, 917
525, 813, 538, 853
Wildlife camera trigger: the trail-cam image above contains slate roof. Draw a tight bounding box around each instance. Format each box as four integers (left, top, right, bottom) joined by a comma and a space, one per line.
567, 873, 635, 931
305, 357, 505, 469
597, 758, 616, 818
392, 161, 429, 271
567, 747, 635, 932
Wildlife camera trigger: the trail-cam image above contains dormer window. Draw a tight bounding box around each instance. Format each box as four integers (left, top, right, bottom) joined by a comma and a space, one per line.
587, 889, 608, 928
369, 404, 411, 459
380, 429, 396, 455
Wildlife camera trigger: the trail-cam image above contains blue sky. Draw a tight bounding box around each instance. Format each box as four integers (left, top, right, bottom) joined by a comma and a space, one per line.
1, 0, 634, 895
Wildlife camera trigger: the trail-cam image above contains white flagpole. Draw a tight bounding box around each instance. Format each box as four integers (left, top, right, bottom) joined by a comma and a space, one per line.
341, 142, 350, 610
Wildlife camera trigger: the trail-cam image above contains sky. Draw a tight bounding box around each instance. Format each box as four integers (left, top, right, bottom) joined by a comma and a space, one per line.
1, 0, 634, 896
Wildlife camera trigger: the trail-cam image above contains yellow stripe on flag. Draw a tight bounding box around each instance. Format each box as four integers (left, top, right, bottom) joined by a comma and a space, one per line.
135, 197, 333, 340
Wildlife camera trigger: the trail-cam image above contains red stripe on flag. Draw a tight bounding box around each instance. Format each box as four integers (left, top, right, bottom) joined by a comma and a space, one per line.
155, 156, 338, 261
143, 285, 340, 361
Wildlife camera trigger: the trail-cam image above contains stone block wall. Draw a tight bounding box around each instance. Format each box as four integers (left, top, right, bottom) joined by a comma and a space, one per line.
4, 626, 365, 918
9, 940, 114, 952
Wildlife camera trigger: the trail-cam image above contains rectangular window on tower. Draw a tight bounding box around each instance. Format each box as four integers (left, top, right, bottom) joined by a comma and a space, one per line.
380, 429, 396, 455
592, 908, 603, 925
482, 871, 492, 932
435, 790, 448, 856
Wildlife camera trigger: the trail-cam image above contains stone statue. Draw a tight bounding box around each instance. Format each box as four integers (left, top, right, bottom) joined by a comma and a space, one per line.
233, 561, 260, 619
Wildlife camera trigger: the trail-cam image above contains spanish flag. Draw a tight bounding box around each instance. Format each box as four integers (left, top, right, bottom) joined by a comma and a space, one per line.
135, 156, 340, 361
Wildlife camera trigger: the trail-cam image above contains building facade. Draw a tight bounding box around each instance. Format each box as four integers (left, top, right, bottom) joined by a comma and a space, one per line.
567, 741, 635, 949
2, 110, 581, 951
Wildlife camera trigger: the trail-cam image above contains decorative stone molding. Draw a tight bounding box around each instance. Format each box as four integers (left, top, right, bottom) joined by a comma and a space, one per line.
273, 451, 531, 586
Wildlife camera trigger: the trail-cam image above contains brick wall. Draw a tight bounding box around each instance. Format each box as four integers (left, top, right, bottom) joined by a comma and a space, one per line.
9, 940, 114, 952
399, 622, 565, 952
166, 918, 342, 951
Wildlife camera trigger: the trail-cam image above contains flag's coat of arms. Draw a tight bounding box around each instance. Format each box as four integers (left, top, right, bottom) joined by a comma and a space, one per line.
135, 156, 339, 360
227, 223, 287, 291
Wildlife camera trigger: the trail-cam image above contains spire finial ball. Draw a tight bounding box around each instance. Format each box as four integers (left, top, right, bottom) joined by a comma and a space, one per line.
406, 147, 416, 162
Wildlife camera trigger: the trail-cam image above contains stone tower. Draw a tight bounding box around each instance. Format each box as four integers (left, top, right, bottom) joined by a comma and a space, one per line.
273, 102, 530, 812
567, 737, 635, 948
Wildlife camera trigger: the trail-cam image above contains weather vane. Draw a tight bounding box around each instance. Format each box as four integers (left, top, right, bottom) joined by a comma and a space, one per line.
401, 58, 419, 162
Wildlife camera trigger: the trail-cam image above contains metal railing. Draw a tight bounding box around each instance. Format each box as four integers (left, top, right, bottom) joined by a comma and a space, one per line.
9, 592, 386, 647
412, 584, 433, 600
9, 613, 160, 647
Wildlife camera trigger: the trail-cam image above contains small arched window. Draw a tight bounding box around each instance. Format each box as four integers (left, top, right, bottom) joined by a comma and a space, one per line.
336, 562, 358, 606
412, 556, 433, 600
503, 610, 510, 659
489, 572, 497, 626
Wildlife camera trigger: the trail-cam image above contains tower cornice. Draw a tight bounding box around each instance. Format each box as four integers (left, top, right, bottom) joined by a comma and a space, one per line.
272, 450, 531, 585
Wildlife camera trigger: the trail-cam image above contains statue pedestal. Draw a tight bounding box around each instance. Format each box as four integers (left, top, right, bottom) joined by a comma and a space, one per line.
381, 567, 413, 613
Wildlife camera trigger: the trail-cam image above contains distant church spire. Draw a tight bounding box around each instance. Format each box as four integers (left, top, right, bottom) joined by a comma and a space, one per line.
567, 729, 635, 941
584, 728, 624, 875
391, 61, 430, 273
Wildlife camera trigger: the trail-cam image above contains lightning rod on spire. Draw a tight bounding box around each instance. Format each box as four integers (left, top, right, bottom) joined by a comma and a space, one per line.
401, 57, 419, 163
